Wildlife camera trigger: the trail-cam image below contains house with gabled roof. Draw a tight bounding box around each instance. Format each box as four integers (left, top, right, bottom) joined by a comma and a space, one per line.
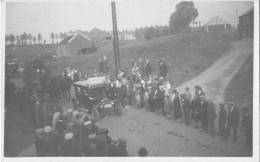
204, 16, 232, 32
56, 33, 96, 57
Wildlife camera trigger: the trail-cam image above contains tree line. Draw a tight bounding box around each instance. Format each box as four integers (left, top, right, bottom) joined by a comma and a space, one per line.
5, 33, 43, 46
5, 32, 68, 46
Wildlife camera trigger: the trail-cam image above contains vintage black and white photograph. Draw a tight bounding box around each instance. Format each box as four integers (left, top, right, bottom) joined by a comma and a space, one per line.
2, 0, 259, 159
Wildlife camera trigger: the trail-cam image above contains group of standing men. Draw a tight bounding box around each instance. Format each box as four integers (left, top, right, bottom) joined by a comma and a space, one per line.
106, 57, 253, 150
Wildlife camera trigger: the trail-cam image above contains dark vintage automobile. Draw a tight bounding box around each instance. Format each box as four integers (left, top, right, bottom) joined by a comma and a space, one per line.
73, 76, 121, 120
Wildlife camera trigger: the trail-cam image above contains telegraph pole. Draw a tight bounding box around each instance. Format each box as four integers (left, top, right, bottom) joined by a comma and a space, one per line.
111, 1, 120, 77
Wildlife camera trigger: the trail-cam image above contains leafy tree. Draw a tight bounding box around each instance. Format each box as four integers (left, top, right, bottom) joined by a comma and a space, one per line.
20, 33, 27, 46
5, 35, 10, 45
9, 34, 15, 45
33, 36, 37, 45
55, 33, 59, 44
37, 33, 42, 44
59, 32, 64, 40
169, 1, 198, 34
51, 32, 54, 44
28, 33, 32, 45
15, 35, 20, 45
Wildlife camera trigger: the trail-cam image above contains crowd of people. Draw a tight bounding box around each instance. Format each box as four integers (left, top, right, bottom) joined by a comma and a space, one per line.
5, 55, 252, 156
101, 57, 252, 150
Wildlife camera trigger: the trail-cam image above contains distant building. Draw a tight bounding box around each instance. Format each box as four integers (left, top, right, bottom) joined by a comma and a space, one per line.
119, 33, 136, 40
56, 33, 96, 57
238, 7, 254, 39
204, 16, 232, 32
118, 31, 136, 40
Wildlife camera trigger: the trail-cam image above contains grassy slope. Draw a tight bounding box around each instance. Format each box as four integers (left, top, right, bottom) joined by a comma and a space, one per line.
224, 54, 253, 108
48, 32, 232, 87
5, 33, 232, 87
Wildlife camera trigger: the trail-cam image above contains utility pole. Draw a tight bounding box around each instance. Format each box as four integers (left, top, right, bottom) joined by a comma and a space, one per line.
111, 1, 120, 77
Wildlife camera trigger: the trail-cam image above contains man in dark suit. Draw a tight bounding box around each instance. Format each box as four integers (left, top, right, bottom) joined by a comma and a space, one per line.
242, 107, 252, 150
225, 101, 240, 142
218, 103, 227, 137
199, 94, 208, 132
118, 83, 127, 108
158, 59, 168, 79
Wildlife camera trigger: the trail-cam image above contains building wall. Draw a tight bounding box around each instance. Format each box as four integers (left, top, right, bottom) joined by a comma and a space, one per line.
56, 44, 70, 57
238, 10, 254, 39
204, 24, 232, 32
68, 35, 93, 55
57, 34, 94, 57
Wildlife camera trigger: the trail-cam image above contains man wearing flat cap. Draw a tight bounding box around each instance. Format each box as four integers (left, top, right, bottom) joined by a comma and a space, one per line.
225, 101, 240, 142
34, 128, 45, 156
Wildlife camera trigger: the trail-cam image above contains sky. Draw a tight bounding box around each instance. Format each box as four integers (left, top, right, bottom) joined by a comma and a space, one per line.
5, 0, 253, 42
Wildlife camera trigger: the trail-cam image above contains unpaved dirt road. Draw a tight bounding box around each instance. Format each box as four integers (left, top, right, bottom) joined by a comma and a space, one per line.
97, 40, 253, 157
177, 40, 253, 103
18, 40, 252, 157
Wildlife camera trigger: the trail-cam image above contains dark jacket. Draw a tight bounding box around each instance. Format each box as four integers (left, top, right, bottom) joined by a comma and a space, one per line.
227, 107, 240, 127
34, 136, 45, 156
218, 108, 227, 123
60, 139, 81, 156
173, 95, 182, 118
200, 101, 208, 115
207, 101, 216, 119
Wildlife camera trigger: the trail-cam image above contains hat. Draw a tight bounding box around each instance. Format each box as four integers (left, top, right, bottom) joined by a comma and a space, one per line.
35, 128, 44, 135
72, 111, 79, 116
66, 122, 74, 129
64, 132, 74, 140
67, 109, 73, 113
118, 138, 126, 143
98, 128, 109, 134
199, 93, 206, 98
84, 121, 92, 126
138, 147, 148, 157
227, 101, 234, 106
219, 103, 225, 108
44, 126, 52, 133
172, 89, 177, 93
194, 85, 201, 90
44, 93, 50, 97
88, 133, 96, 139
